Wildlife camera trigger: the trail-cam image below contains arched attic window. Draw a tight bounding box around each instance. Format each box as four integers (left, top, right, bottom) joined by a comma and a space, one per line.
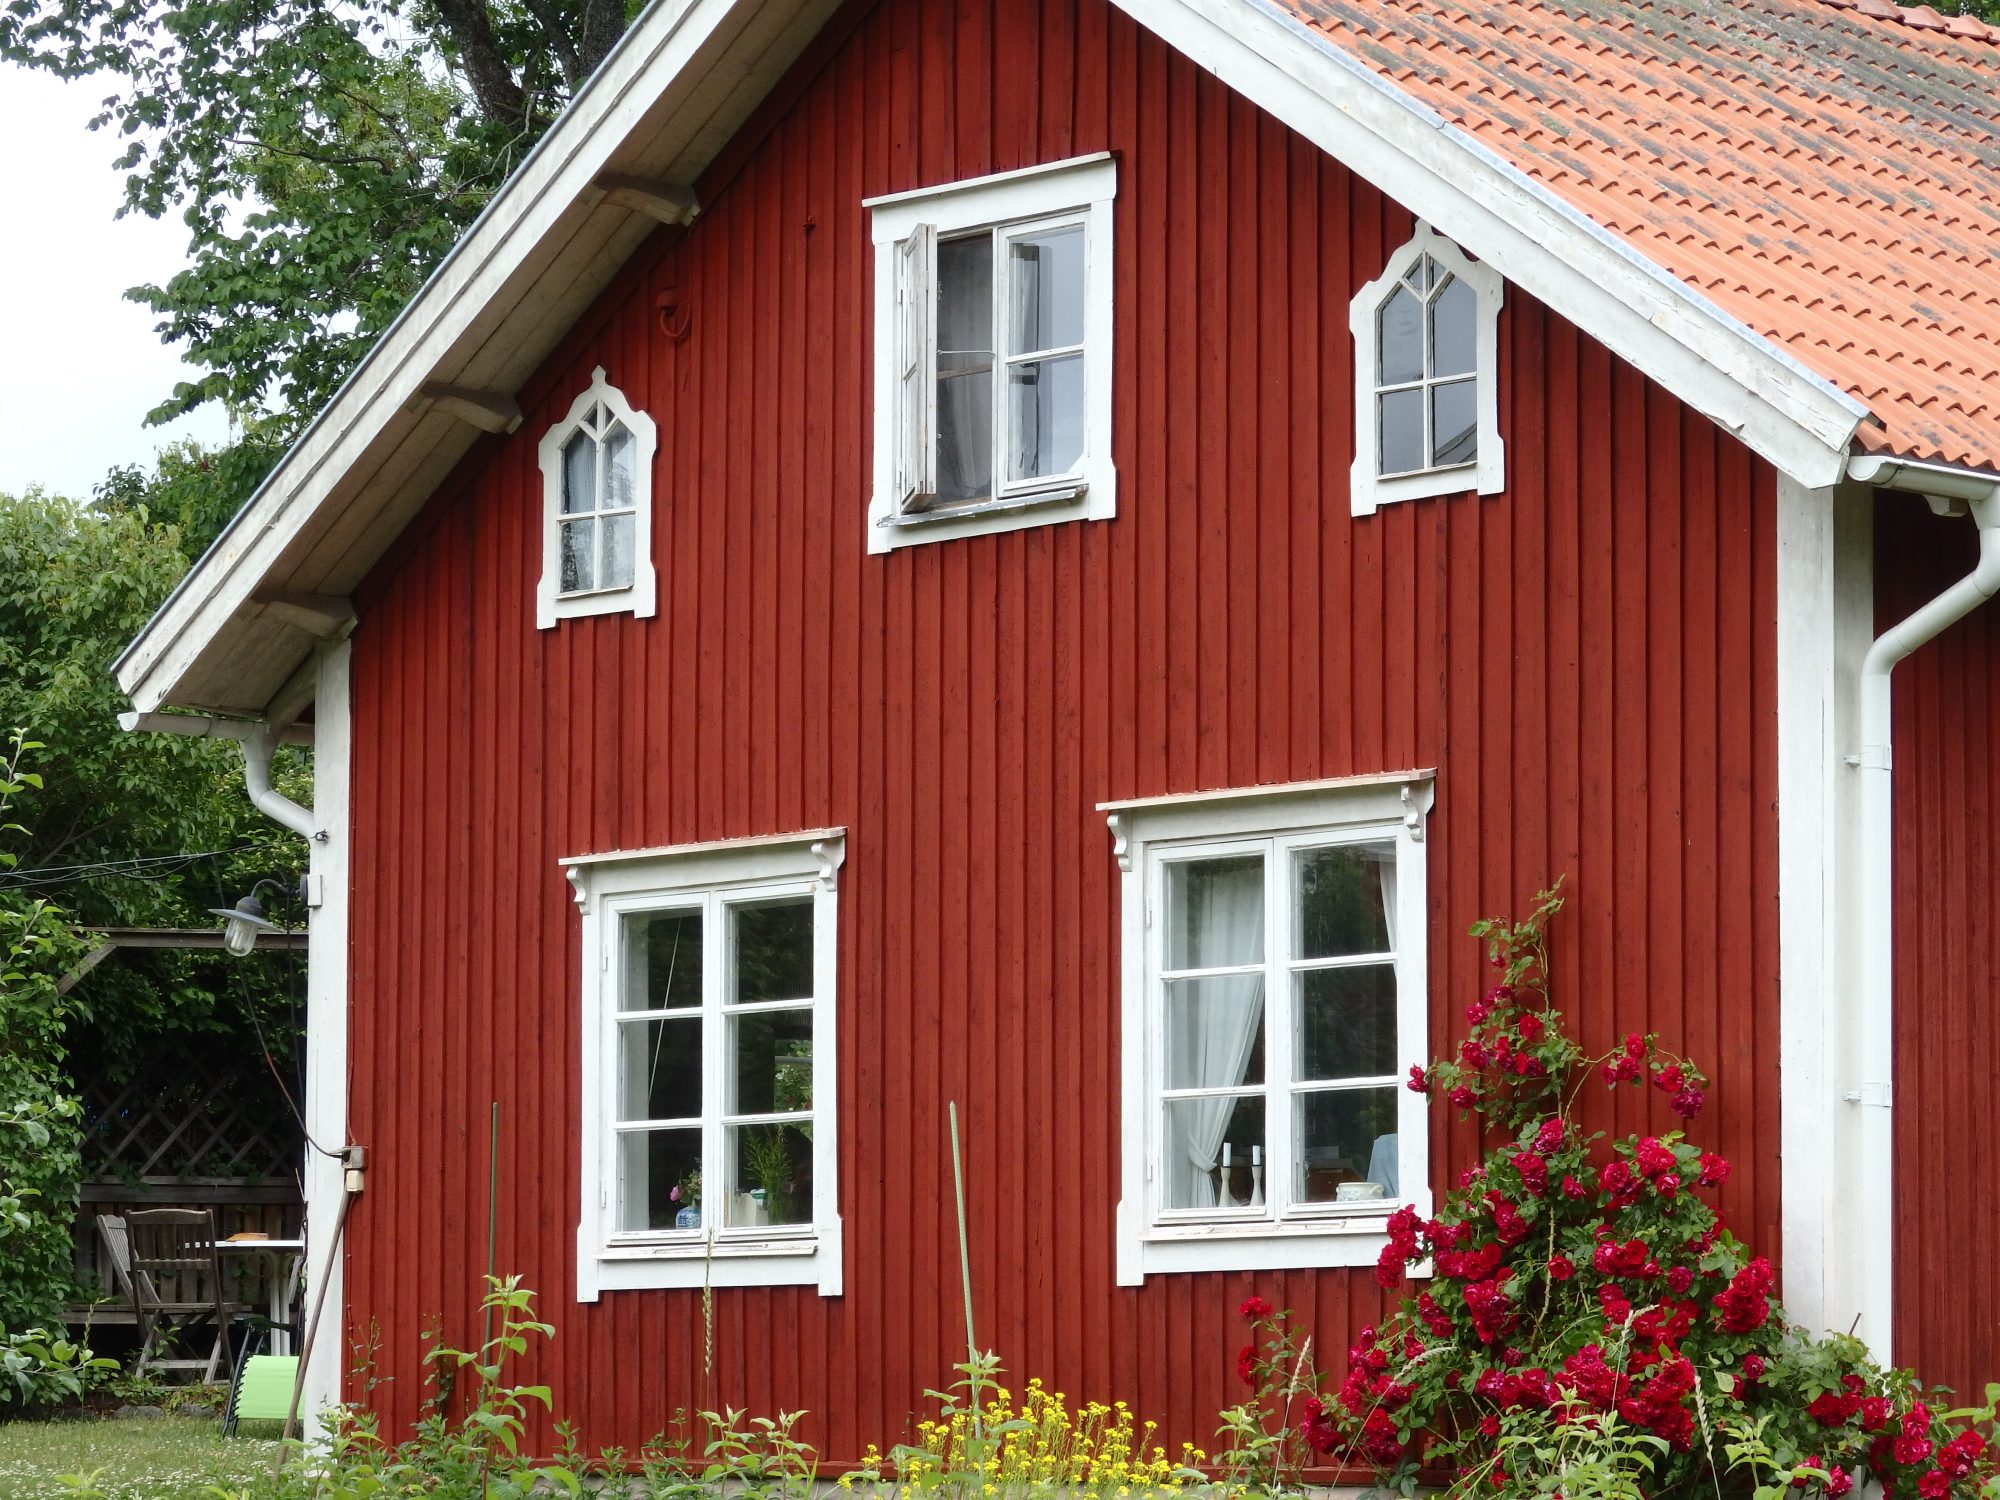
1349, 225, 1505, 516
537, 366, 659, 629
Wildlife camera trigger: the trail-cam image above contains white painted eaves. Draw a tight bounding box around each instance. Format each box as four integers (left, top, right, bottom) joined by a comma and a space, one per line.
115, 0, 840, 717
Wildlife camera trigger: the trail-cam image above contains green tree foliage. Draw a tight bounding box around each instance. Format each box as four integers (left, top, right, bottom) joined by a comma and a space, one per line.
0, 733, 87, 1333
0, 0, 634, 437
0, 488, 297, 1077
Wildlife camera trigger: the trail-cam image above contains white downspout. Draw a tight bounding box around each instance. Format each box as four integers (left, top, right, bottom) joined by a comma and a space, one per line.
1843, 454, 2000, 1361
117, 711, 322, 842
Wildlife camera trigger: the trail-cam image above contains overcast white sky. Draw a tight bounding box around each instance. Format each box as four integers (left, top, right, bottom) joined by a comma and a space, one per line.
0, 64, 232, 500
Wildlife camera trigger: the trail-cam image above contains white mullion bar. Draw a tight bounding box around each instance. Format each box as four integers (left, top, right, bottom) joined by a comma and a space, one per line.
1158, 960, 1267, 983
1285, 952, 1396, 973
612, 1117, 702, 1132
721, 1110, 813, 1129
1265, 839, 1292, 1215
703, 890, 727, 1224
1003, 340, 1086, 367
990, 223, 1007, 490
721, 996, 814, 1016
1291, 1077, 1399, 1094
1159, 1084, 1264, 1102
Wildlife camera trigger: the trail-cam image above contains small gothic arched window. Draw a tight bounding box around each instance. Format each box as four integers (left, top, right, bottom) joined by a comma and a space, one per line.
536, 367, 658, 628
1350, 226, 1504, 515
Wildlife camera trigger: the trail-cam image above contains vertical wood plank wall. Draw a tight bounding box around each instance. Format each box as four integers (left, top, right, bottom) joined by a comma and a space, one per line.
344, 0, 1782, 1456
1878, 499, 2000, 1400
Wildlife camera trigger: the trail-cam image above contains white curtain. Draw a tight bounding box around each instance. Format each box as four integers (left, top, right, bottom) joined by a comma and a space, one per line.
1368, 846, 1400, 1196
1171, 863, 1265, 1208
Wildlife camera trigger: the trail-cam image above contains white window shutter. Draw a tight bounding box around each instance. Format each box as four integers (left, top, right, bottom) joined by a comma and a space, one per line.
894, 223, 937, 511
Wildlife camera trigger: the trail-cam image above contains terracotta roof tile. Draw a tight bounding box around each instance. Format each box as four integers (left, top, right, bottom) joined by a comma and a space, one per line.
1272, 0, 2000, 469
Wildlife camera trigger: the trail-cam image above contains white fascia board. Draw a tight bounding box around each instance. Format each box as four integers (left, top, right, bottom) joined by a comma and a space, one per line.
115, 0, 796, 713
1109, 0, 1869, 489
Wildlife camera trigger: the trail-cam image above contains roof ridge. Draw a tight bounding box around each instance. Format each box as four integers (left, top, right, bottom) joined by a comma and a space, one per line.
1815, 0, 2000, 45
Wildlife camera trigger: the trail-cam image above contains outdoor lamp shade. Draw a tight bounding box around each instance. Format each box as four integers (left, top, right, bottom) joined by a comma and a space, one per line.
210, 895, 282, 956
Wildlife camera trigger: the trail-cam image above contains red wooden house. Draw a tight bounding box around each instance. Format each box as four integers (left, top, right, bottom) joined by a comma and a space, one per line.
117, 0, 2000, 1454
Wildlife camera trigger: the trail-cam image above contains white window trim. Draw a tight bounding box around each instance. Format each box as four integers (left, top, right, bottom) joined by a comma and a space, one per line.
1099, 773, 1435, 1285
1349, 224, 1504, 516
536, 366, 659, 629
563, 828, 845, 1298
865, 153, 1117, 553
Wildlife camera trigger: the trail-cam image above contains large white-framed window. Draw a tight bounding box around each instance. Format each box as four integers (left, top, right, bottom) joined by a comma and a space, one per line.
536, 366, 659, 629
864, 153, 1116, 554
1100, 774, 1434, 1285
1349, 225, 1504, 516
563, 829, 845, 1298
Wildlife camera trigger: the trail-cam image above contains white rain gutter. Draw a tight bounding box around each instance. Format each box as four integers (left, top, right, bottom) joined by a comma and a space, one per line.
117, 711, 323, 842
1842, 453, 2000, 1360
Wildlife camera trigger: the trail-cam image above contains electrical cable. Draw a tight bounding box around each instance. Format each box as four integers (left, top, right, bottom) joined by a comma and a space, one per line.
214, 870, 345, 1162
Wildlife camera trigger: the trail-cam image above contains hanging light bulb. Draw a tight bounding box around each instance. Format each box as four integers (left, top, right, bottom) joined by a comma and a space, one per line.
208, 894, 284, 956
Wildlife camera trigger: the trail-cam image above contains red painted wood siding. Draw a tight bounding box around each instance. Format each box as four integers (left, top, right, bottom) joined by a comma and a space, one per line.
1879, 499, 2000, 1399
343, 0, 1783, 1458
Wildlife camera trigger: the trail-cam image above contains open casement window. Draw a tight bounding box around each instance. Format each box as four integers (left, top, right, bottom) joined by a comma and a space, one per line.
1349, 225, 1505, 516
1101, 775, 1434, 1284
866, 154, 1115, 553
564, 830, 844, 1297
536, 366, 658, 629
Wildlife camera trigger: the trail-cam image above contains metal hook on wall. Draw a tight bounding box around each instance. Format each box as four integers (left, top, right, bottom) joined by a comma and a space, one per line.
655, 288, 691, 342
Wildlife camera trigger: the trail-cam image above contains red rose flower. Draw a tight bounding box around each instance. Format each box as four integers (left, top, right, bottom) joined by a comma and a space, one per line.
1548, 1254, 1575, 1281
1827, 1467, 1854, 1497
1518, 1012, 1545, 1043
1239, 1295, 1273, 1319
1236, 1344, 1257, 1385
1672, 1085, 1706, 1119
1698, 1152, 1731, 1188
1714, 1256, 1775, 1333
1407, 1064, 1430, 1094
1654, 1062, 1684, 1092
1862, 1397, 1893, 1431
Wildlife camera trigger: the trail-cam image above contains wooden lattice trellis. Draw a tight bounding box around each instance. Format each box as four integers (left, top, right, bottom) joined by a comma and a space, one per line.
80, 1059, 300, 1182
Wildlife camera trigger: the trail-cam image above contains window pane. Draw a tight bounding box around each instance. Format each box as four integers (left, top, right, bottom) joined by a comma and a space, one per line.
1297, 1087, 1400, 1204
559, 518, 595, 593
936, 234, 994, 508
1164, 974, 1265, 1089
623, 909, 702, 1011
1379, 387, 1425, 476
1378, 286, 1424, 386
604, 424, 636, 508
562, 431, 596, 514
728, 1123, 812, 1227
730, 1008, 813, 1115
600, 512, 635, 591
1297, 964, 1398, 1080
1295, 844, 1393, 958
734, 900, 813, 1003
1430, 275, 1476, 378
618, 1016, 702, 1120
1161, 1094, 1266, 1211
1432, 380, 1477, 467
1007, 224, 1084, 353
617, 1127, 700, 1232
1164, 855, 1265, 970
1005, 353, 1084, 482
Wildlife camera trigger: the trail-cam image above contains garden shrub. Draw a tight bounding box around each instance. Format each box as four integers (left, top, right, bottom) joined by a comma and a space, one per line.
1297, 886, 2000, 1500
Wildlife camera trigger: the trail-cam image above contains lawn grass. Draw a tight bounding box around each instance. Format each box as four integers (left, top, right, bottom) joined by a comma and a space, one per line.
0, 1416, 282, 1500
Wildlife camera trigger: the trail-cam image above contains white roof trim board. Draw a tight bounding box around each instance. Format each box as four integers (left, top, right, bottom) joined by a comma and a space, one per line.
119, 0, 1873, 718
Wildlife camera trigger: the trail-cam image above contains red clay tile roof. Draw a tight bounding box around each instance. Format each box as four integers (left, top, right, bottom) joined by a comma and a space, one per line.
1270, 0, 2000, 471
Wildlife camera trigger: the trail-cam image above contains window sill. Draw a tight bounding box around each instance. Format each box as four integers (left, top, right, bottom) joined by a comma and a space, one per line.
1115, 1199, 1433, 1284
867, 469, 1113, 553
537, 575, 656, 630
578, 1222, 840, 1297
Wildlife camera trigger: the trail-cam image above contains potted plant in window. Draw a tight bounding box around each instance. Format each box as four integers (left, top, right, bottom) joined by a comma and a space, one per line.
671, 1166, 701, 1230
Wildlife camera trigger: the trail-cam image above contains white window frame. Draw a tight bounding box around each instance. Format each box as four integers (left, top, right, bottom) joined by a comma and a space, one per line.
563, 829, 845, 1298
1100, 774, 1435, 1285
865, 153, 1116, 554
1350, 224, 1504, 517
536, 365, 659, 629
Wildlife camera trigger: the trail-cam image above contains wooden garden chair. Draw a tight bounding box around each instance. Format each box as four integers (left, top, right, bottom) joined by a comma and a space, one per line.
124, 1207, 238, 1383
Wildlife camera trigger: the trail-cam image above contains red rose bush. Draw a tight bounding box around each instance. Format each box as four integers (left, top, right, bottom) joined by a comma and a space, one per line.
1290, 887, 2000, 1500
